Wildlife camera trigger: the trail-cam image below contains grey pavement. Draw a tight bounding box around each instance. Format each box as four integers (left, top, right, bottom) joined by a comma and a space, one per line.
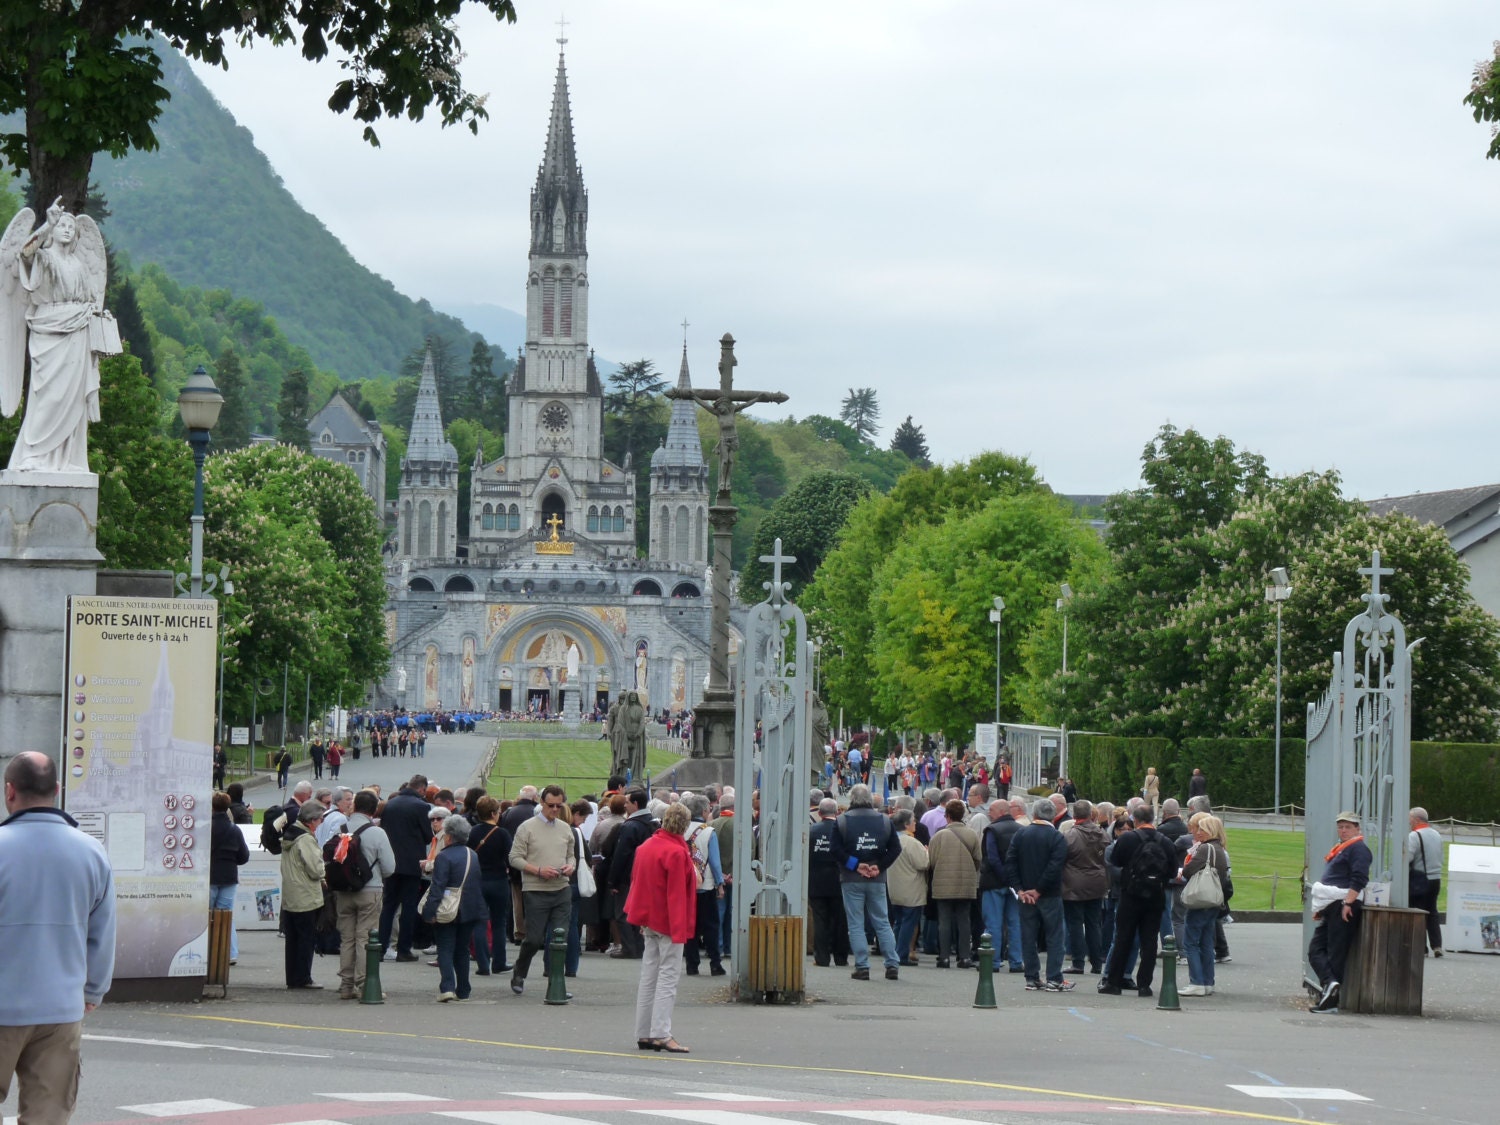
237, 730, 495, 809
42, 918, 1500, 1125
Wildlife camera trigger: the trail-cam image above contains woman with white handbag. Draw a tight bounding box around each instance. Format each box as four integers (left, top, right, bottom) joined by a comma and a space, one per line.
1177, 814, 1229, 997
421, 815, 487, 1002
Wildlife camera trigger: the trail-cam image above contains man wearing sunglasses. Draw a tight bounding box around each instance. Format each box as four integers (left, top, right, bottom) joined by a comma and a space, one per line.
508, 785, 577, 996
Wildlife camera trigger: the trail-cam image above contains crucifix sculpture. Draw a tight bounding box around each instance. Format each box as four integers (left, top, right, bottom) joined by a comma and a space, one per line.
666, 334, 789, 758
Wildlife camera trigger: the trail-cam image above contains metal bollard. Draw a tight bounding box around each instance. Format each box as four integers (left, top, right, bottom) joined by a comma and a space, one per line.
361, 929, 384, 1004
1156, 935, 1180, 1011
544, 925, 570, 1005
973, 931, 997, 1009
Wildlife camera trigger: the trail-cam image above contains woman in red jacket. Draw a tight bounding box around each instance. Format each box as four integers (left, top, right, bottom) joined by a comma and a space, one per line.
625, 801, 699, 1053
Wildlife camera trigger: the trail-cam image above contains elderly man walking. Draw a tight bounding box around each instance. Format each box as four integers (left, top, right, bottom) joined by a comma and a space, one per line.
1006, 798, 1072, 992
0, 752, 115, 1125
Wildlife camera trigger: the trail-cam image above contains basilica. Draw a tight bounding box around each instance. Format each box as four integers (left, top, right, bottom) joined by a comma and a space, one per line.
380, 46, 723, 717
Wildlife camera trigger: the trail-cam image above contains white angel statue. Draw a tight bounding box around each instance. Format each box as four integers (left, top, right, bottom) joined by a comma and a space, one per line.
0, 198, 120, 474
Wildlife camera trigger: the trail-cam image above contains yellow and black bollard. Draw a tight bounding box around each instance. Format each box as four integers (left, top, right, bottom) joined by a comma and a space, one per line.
1156, 935, 1180, 1011
973, 931, 997, 1009
361, 929, 384, 1004
544, 925, 570, 1005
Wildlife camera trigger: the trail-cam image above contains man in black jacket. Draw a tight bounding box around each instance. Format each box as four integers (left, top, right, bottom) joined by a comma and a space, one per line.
980, 798, 1026, 973
1006, 799, 1071, 991
602, 790, 656, 959
808, 798, 851, 967
377, 774, 433, 960
1098, 805, 1176, 998
831, 784, 903, 981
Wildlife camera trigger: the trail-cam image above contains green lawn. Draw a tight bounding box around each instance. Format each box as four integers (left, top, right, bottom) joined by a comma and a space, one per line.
486, 738, 684, 799
1223, 826, 1448, 913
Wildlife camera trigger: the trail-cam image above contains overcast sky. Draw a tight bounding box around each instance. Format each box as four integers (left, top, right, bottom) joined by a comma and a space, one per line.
189, 2, 1500, 498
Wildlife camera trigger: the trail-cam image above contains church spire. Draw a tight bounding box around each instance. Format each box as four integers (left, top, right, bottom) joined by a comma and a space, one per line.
406, 347, 457, 467
652, 343, 707, 470
531, 40, 587, 255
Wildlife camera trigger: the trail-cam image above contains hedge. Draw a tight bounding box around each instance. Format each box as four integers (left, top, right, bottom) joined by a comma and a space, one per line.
1067, 735, 1498, 821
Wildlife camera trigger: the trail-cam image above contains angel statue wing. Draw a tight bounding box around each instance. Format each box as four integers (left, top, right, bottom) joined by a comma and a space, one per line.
74, 214, 107, 311
0, 206, 34, 418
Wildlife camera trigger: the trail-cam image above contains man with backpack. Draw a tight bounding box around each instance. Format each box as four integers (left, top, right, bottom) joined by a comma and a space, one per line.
260, 781, 311, 856
328, 790, 395, 999
1098, 805, 1177, 997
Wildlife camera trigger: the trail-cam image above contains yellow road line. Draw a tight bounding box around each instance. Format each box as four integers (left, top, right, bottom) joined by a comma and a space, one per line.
168, 1013, 1342, 1125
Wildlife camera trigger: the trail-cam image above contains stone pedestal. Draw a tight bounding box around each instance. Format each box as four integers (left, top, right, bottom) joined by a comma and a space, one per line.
0, 471, 102, 764
691, 692, 736, 760
561, 687, 582, 731
652, 753, 736, 794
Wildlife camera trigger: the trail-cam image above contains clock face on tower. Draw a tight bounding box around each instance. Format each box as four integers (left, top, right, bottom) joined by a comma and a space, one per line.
540, 402, 570, 434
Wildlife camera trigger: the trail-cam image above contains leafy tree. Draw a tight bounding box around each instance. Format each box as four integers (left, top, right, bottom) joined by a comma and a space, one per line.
0, 1, 519, 216
804, 450, 1043, 722
445, 417, 504, 534
606, 359, 669, 465
890, 415, 931, 467
740, 472, 873, 601
213, 345, 252, 452
868, 491, 1108, 740
277, 368, 311, 450
839, 387, 881, 442
391, 376, 421, 434
1465, 42, 1500, 160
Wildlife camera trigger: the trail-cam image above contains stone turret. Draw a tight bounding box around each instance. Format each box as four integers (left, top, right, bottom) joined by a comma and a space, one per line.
649, 345, 709, 566
396, 348, 459, 560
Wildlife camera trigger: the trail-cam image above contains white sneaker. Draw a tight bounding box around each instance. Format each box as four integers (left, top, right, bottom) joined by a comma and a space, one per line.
437, 991, 457, 1002
1178, 984, 1208, 996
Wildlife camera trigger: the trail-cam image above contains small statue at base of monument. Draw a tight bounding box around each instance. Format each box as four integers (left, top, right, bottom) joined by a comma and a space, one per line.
606, 694, 628, 780
0, 198, 120, 475
624, 690, 647, 783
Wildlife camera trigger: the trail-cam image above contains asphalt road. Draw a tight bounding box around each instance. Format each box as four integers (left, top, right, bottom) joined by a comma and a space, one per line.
238, 731, 497, 811
11, 919, 1497, 1125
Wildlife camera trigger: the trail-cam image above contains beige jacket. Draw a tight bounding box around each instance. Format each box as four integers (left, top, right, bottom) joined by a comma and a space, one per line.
927, 822, 981, 900
279, 826, 326, 913
887, 832, 930, 908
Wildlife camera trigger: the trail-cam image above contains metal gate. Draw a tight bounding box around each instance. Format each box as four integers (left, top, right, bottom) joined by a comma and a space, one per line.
1302, 550, 1413, 987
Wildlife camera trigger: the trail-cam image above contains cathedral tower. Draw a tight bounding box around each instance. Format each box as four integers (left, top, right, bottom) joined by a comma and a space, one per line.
649, 345, 709, 566
396, 348, 459, 559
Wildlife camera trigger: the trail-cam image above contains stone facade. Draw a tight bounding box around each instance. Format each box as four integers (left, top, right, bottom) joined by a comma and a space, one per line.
382, 47, 725, 717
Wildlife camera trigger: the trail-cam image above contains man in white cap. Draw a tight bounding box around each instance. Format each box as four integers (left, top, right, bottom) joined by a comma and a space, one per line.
1307, 811, 1372, 1014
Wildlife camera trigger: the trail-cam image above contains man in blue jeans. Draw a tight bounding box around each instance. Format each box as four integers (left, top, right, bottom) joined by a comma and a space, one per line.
980, 797, 1027, 972
1006, 798, 1073, 992
832, 784, 903, 980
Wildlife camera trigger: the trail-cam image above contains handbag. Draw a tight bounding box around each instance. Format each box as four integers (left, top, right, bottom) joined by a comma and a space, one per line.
1181, 844, 1225, 910
419, 849, 471, 924
574, 828, 597, 898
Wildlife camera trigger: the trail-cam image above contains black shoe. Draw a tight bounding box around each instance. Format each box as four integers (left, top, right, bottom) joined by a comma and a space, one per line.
957, 959, 975, 969
1137, 986, 1154, 997
850, 967, 870, 980
935, 958, 950, 969
710, 965, 727, 976
394, 952, 420, 963
475, 969, 491, 976
1069, 963, 1085, 974
1008, 965, 1025, 973
510, 974, 525, 995
813, 960, 829, 968
685, 967, 700, 975
1311, 981, 1339, 1012
1097, 981, 1122, 995
1119, 977, 1137, 990
834, 959, 849, 967
885, 966, 899, 980
1090, 963, 1104, 974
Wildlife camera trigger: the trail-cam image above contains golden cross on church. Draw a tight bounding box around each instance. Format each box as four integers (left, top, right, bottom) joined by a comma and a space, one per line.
546, 512, 565, 541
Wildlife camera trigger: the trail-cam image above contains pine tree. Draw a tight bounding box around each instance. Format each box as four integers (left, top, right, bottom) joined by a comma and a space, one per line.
112, 278, 157, 382
464, 339, 506, 431
889, 415, 931, 467
214, 345, 252, 451
277, 367, 312, 450
839, 387, 881, 442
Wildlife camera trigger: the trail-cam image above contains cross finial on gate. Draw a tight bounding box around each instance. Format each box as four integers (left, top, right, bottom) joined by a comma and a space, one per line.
1359, 549, 1394, 610
759, 537, 796, 607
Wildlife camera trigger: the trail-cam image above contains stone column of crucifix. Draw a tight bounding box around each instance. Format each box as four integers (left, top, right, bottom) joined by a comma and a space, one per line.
666, 333, 788, 759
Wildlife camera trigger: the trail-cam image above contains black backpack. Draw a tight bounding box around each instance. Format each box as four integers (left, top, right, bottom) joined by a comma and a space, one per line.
260, 805, 286, 855
323, 824, 375, 892
1124, 830, 1176, 899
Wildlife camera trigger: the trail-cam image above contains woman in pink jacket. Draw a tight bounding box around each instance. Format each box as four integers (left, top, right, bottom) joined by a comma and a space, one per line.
625, 802, 699, 1053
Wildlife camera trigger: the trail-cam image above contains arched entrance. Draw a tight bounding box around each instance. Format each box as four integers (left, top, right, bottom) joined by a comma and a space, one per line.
539, 492, 566, 533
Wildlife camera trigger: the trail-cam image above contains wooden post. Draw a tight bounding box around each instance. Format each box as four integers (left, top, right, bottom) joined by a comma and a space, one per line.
1341, 905, 1426, 1015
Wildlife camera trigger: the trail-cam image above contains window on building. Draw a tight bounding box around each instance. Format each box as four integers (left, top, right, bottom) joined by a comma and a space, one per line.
559, 269, 573, 336
508, 504, 521, 531
321, 432, 332, 444
482, 503, 494, 530
587, 505, 599, 533
347, 450, 358, 462
542, 269, 556, 336
613, 506, 625, 532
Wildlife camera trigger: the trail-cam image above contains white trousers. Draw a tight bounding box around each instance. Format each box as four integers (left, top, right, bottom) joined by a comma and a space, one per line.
635, 928, 684, 1040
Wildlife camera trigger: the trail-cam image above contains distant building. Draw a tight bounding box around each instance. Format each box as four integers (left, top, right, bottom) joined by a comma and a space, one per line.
379, 44, 722, 718
1366, 484, 1500, 618
309, 393, 387, 510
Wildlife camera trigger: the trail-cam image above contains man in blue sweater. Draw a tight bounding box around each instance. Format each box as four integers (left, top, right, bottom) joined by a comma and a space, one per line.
0, 751, 116, 1123
1308, 811, 1372, 1014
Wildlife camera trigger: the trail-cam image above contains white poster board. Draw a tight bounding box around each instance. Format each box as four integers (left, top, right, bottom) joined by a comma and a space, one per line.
64, 596, 218, 980
1447, 844, 1500, 954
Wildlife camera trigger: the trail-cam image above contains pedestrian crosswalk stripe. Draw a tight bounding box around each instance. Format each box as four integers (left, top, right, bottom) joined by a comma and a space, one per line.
1228, 1086, 1370, 1101
121, 1100, 254, 1117
435, 1113, 603, 1125
674, 1095, 791, 1103
631, 1111, 820, 1125
823, 1112, 1002, 1125
317, 1094, 451, 1103
505, 1093, 632, 1101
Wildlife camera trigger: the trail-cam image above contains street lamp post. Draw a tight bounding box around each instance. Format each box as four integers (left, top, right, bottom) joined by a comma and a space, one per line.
1265, 567, 1292, 818
989, 596, 1005, 723
1056, 583, 1073, 780
176, 365, 224, 599
1057, 583, 1074, 674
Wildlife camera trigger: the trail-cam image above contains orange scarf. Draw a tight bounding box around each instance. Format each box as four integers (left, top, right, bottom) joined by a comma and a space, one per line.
1411, 821, 1432, 832
1324, 834, 1365, 862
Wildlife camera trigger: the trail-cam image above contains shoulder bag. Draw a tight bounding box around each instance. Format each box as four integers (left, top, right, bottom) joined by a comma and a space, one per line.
574, 827, 597, 898
1181, 844, 1225, 910
419, 849, 471, 924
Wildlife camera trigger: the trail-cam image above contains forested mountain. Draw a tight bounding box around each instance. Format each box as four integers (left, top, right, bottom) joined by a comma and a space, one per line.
84, 46, 484, 381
